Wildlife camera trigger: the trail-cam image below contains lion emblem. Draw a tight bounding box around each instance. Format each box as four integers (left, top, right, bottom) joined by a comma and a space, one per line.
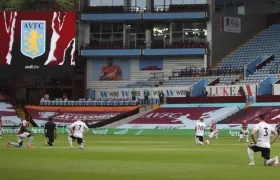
24, 30, 43, 56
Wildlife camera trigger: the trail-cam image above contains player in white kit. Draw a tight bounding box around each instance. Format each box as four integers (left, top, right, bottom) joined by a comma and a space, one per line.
195, 118, 206, 145
247, 114, 279, 166
68, 120, 89, 149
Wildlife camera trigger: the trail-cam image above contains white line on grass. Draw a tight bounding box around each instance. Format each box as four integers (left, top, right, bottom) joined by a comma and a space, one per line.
14, 142, 249, 146
0, 140, 249, 146
0, 145, 238, 152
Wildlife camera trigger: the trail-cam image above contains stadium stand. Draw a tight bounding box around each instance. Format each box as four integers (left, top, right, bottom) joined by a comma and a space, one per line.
214, 24, 280, 85
139, 23, 280, 87
215, 75, 240, 85
235, 75, 276, 85
122, 70, 241, 88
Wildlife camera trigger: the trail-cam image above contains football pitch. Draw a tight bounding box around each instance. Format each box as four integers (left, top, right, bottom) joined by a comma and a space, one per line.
0, 135, 279, 180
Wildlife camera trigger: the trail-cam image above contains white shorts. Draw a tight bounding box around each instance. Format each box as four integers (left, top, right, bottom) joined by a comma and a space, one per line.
209, 132, 215, 138
240, 130, 248, 135
17, 132, 31, 139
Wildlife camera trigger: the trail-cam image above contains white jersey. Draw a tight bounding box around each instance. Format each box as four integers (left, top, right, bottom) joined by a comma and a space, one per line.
241, 126, 249, 132
253, 122, 275, 148
69, 120, 89, 138
195, 121, 206, 136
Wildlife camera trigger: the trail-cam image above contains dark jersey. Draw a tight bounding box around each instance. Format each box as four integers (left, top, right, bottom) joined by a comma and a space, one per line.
44, 121, 57, 136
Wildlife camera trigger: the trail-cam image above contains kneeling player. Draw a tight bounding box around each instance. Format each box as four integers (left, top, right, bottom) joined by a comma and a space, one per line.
44, 117, 57, 146
7, 119, 34, 148
247, 114, 278, 166
68, 119, 89, 149
208, 120, 219, 139
240, 120, 249, 142
195, 118, 206, 145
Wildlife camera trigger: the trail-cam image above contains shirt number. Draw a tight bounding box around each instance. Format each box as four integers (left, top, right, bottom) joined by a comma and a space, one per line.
78, 125, 82, 130
264, 127, 268, 136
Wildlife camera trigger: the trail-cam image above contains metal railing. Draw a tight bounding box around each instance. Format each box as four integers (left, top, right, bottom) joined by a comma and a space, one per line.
153, 3, 208, 12
172, 65, 243, 78
82, 5, 142, 13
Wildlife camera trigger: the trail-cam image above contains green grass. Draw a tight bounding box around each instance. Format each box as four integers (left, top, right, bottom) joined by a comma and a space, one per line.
0, 135, 279, 180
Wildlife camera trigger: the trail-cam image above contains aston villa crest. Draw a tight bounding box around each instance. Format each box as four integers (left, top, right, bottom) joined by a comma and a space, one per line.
21, 20, 46, 59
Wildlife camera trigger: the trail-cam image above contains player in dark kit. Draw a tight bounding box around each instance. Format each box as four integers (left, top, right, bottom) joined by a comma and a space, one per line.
275, 122, 280, 136
44, 117, 57, 146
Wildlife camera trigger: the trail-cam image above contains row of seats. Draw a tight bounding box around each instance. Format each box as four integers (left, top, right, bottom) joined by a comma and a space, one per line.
229, 24, 280, 84
122, 72, 241, 89
165, 42, 207, 48
177, 67, 242, 77
215, 24, 280, 72
121, 63, 244, 88
218, 75, 240, 85
162, 81, 196, 86
121, 79, 160, 88
168, 75, 240, 86
40, 99, 138, 106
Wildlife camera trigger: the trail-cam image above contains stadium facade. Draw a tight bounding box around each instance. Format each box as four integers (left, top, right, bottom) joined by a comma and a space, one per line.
1, 0, 280, 103
79, 0, 280, 101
